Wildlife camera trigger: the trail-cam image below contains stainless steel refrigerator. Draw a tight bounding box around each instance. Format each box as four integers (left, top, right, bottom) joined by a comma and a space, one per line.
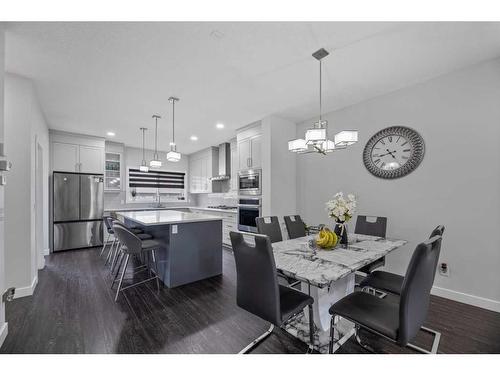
53, 172, 104, 252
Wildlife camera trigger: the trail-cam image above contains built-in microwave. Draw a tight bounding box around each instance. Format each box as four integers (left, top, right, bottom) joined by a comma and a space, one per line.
238, 197, 261, 233
238, 169, 261, 196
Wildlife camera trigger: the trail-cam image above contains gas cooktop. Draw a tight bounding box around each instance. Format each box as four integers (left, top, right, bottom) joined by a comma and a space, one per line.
207, 205, 238, 210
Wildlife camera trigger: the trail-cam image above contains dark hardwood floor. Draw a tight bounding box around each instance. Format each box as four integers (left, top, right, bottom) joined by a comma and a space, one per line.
1, 247, 499, 354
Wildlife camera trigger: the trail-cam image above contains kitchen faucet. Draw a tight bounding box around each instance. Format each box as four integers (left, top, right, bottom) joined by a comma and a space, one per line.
152, 189, 164, 208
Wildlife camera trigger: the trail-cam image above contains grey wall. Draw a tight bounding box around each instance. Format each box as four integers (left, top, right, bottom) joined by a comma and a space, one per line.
296, 58, 500, 311
262, 116, 297, 228
4, 73, 49, 295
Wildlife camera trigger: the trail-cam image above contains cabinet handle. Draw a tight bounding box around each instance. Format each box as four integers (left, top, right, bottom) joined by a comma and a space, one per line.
249, 157, 252, 167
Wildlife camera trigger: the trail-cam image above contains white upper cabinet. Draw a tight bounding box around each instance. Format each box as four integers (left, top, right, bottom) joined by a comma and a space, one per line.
249, 134, 261, 169
79, 145, 104, 174
238, 137, 251, 170
51, 131, 105, 174
52, 142, 79, 172
188, 147, 220, 194
230, 139, 238, 191
237, 123, 262, 170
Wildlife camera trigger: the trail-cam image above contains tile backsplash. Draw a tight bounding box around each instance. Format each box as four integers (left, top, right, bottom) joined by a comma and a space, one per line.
196, 192, 238, 207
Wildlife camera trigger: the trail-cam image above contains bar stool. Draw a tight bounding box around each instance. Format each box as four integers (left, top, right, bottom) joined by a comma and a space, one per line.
111, 224, 161, 302
109, 220, 153, 274
100, 215, 115, 258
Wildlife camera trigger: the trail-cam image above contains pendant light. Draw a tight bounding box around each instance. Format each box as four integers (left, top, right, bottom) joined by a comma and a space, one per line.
139, 127, 149, 172
288, 48, 358, 154
150, 114, 162, 168
166, 96, 181, 162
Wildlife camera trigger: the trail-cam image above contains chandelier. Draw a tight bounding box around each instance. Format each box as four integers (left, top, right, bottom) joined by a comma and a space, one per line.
288, 48, 358, 154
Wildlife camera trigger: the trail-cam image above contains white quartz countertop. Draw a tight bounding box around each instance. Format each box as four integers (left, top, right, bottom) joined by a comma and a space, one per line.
116, 210, 223, 226
105, 206, 237, 214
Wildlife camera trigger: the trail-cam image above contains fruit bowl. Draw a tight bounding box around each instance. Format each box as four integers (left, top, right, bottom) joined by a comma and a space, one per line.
315, 227, 339, 250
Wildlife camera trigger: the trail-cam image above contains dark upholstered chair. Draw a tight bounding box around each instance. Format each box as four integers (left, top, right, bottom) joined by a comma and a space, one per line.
284, 215, 307, 239
256, 216, 283, 243
112, 224, 161, 302
329, 235, 443, 354
355, 215, 388, 274
360, 225, 445, 296
230, 231, 315, 353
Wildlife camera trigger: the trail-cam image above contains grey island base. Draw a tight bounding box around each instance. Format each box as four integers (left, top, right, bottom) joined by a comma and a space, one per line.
116, 210, 223, 288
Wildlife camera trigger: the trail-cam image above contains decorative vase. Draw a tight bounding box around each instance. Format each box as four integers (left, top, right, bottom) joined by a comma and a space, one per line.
334, 222, 348, 247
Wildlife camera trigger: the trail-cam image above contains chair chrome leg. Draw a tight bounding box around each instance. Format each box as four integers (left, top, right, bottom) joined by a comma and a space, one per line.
105, 239, 116, 265
99, 233, 110, 257
115, 254, 130, 302
361, 286, 387, 299
407, 326, 441, 354
111, 252, 125, 288
110, 244, 122, 274
354, 326, 375, 353
239, 324, 274, 354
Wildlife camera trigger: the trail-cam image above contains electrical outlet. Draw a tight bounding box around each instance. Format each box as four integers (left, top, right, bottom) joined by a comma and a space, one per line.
172, 225, 178, 234
439, 262, 450, 277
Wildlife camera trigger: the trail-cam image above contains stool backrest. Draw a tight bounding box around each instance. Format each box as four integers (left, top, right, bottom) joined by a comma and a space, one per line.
112, 224, 142, 254
284, 215, 306, 239
355, 215, 387, 238
256, 216, 283, 243
103, 215, 114, 233
230, 231, 281, 326
398, 235, 442, 345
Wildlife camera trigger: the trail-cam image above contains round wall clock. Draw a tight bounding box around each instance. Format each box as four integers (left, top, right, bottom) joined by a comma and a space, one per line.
363, 126, 425, 179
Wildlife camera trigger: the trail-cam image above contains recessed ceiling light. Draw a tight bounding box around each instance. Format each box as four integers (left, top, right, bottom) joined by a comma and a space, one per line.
216, 123, 224, 129
107, 131, 115, 137
190, 135, 198, 141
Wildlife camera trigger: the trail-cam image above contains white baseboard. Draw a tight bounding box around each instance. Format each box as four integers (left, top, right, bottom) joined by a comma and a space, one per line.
43, 248, 50, 256
431, 286, 500, 313
0, 322, 8, 348
13, 275, 38, 299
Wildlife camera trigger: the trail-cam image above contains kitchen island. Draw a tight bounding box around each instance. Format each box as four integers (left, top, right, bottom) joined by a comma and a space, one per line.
116, 210, 223, 288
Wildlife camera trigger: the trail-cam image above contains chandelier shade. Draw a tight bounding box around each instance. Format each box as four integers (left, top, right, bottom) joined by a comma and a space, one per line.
288, 48, 358, 155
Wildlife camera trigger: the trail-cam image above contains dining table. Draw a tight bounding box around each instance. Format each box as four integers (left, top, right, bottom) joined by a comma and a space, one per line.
272, 233, 407, 353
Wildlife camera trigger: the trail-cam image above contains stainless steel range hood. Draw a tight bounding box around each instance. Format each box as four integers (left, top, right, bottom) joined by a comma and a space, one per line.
210, 142, 231, 181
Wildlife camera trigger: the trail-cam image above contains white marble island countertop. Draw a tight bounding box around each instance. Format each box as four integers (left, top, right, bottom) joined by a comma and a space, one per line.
116, 210, 222, 226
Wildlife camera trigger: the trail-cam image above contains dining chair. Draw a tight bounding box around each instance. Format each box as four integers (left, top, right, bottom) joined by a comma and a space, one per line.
355, 215, 388, 274
360, 225, 445, 295
256, 216, 283, 243
230, 231, 315, 353
284, 215, 307, 239
329, 235, 443, 354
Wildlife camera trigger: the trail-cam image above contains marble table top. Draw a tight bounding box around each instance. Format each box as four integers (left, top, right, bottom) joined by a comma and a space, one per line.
116, 210, 222, 226
272, 234, 407, 288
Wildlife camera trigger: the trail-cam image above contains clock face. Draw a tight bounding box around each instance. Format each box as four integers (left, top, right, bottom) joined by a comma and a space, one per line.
363, 126, 425, 179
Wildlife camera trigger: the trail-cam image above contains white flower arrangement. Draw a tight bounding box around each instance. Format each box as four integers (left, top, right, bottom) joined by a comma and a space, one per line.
325, 192, 357, 223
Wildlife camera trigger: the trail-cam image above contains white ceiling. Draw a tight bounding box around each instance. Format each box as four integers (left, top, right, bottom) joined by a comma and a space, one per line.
5, 22, 500, 154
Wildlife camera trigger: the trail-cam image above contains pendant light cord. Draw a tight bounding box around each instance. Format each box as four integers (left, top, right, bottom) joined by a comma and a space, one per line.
141, 128, 146, 165
154, 117, 158, 159
319, 58, 322, 126
172, 100, 176, 149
